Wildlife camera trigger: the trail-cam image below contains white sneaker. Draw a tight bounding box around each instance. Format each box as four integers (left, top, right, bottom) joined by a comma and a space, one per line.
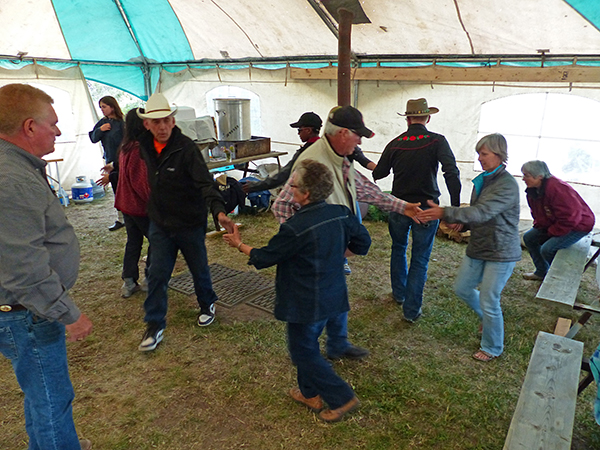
138, 324, 164, 352
197, 303, 216, 327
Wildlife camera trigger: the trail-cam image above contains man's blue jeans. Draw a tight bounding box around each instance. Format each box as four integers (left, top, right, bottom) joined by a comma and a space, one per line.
523, 228, 589, 277
144, 221, 217, 329
454, 256, 516, 357
287, 319, 355, 409
0, 311, 81, 450
388, 212, 439, 320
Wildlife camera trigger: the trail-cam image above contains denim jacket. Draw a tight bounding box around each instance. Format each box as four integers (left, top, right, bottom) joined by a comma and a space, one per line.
248, 201, 371, 323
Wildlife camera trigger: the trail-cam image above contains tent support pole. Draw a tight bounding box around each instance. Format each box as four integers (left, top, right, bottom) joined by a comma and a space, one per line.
337, 8, 354, 107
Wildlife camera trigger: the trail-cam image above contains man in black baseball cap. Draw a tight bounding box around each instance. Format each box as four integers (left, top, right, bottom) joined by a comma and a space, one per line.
272, 105, 421, 363
327, 105, 374, 139
242, 112, 323, 194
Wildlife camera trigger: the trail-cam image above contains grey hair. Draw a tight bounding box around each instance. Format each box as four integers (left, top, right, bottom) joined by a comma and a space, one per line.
323, 120, 344, 137
521, 160, 552, 179
476, 133, 508, 163
293, 159, 334, 202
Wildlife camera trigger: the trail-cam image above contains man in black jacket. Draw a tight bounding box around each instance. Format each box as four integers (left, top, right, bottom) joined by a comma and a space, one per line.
374, 98, 461, 323
137, 93, 234, 351
242, 111, 322, 194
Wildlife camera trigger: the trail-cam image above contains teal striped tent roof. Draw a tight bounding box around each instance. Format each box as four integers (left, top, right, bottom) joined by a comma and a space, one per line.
1, 0, 599, 98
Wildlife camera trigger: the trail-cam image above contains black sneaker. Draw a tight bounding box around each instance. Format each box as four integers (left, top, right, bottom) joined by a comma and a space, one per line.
138, 323, 164, 352
197, 303, 216, 327
328, 344, 370, 361
108, 221, 125, 231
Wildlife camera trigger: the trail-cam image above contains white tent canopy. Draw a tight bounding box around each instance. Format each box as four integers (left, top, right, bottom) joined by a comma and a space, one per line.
1, 0, 599, 219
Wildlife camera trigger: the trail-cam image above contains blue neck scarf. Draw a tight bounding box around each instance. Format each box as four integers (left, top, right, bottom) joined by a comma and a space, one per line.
472, 165, 502, 196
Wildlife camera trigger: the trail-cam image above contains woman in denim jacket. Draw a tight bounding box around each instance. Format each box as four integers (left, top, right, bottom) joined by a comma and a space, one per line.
224, 159, 371, 422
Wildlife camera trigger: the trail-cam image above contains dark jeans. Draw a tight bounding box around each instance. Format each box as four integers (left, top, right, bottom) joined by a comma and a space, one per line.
144, 221, 217, 329
287, 320, 355, 410
122, 214, 150, 282
325, 311, 349, 358
0, 311, 80, 449
523, 228, 590, 277
388, 212, 439, 320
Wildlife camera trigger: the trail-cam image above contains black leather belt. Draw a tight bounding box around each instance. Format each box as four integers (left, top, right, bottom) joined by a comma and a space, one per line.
0, 304, 27, 312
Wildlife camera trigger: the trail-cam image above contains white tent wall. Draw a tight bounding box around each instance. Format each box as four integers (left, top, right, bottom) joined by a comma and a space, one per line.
0, 65, 105, 192
161, 67, 600, 223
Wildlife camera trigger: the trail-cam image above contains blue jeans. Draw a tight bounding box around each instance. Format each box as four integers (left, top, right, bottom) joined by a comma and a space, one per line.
325, 311, 349, 358
144, 221, 217, 329
523, 228, 589, 277
388, 212, 439, 320
0, 311, 81, 450
287, 320, 355, 409
122, 214, 150, 282
454, 256, 516, 357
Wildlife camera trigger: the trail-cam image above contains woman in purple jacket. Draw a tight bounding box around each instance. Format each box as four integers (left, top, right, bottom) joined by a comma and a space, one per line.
521, 160, 595, 280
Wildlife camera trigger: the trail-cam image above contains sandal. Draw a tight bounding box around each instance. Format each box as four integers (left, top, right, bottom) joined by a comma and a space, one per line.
472, 350, 496, 362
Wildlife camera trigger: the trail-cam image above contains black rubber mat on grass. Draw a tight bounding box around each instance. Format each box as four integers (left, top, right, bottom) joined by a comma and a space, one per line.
168, 263, 243, 295
213, 272, 274, 307
246, 286, 276, 314
168, 264, 274, 309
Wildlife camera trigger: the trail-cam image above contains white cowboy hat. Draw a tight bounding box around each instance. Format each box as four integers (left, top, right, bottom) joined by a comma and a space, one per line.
137, 93, 177, 119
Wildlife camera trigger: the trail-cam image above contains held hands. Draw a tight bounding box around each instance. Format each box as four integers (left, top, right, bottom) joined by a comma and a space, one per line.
217, 212, 235, 234
223, 224, 241, 248
403, 201, 423, 224
65, 313, 93, 342
416, 200, 446, 223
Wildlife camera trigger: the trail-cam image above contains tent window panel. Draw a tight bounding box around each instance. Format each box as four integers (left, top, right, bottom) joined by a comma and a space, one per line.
540, 94, 600, 141
478, 93, 545, 138
31, 83, 76, 146
477, 93, 600, 187
538, 138, 600, 185
494, 135, 539, 175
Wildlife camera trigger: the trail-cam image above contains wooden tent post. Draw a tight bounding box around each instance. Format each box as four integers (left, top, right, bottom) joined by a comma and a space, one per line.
337, 8, 354, 107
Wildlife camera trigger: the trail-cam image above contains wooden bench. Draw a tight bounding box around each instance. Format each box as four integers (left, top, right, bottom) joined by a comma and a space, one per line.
503, 331, 584, 450
536, 234, 592, 307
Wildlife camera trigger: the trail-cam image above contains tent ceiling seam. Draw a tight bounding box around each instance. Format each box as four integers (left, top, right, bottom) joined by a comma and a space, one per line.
113, 0, 151, 96
453, 0, 475, 54
210, 0, 264, 58
306, 0, 339, 39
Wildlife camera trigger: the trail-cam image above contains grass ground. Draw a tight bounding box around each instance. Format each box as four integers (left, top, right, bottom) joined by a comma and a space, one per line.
1, 192, 599, 449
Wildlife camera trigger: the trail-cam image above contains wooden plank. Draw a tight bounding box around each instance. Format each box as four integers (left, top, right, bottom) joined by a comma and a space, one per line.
536, 234, 592, 306
290, 66, 600, 83
553, 318, 572, 337
206, 151, 286, 171
504, 332, 584, 450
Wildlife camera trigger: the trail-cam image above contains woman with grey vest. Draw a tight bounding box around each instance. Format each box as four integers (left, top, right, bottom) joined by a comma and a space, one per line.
418, 133, 520, 362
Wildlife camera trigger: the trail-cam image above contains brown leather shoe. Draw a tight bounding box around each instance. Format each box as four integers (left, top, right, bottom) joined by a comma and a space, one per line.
289, 387, 324, 412
79, 439, 92, 450
318, 396, 360, 422
523, 272, 544, 281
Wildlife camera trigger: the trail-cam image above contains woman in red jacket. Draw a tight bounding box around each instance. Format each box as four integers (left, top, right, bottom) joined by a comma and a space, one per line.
114, 109, 151, 297
521, 160, 595, 280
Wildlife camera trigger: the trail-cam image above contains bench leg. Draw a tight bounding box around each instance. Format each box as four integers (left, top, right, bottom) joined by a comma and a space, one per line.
565, 312, 593, 339
578, 357, 595, 395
